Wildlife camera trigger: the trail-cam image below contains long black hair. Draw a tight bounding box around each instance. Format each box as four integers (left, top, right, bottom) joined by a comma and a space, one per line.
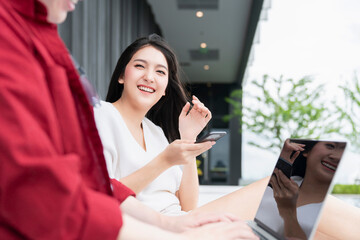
290, 139, 318, 177
106, 34, 189, 142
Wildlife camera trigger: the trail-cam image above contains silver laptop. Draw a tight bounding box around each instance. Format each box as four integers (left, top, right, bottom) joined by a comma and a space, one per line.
248, 139, 346, 240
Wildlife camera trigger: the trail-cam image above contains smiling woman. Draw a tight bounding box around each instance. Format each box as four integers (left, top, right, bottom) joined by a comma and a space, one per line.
94, 34, 214, 214
252, 139, 350, 239
116, 46, 169, 113
303, 142, 345, 183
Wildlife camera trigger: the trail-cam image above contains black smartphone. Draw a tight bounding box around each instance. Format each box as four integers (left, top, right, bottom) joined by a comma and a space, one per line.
268, 157, 293, 188
275, 157, 293, 178
195, 131, 227, 143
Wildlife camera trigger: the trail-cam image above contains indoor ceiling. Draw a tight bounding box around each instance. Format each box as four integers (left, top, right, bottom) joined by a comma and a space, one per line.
147, 0, 255, 84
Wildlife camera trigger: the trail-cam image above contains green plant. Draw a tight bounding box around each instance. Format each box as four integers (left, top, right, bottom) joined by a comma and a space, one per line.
332, 184, 360, 194
224, 75, 342, 152
338, 74, 360, 150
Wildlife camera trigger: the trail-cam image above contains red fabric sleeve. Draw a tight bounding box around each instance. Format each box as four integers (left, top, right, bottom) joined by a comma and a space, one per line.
0, 4, 122, 239
110, 179, 136, 203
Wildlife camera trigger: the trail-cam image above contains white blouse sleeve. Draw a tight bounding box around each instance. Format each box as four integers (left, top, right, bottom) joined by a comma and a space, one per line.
93, 103, 118, 179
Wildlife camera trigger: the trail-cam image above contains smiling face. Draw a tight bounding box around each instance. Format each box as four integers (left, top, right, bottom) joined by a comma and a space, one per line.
303, 141, 345, 183
118, 45, 169, 111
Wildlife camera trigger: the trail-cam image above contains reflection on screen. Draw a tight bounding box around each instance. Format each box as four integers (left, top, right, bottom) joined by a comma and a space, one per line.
255, 139, 346, 239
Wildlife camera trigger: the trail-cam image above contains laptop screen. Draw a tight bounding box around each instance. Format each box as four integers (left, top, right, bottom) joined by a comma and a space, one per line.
254, 139, 346, 239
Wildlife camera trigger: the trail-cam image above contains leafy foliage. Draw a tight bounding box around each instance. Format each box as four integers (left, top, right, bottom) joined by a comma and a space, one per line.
338, 74, 360, 150
224, 75, 342, 152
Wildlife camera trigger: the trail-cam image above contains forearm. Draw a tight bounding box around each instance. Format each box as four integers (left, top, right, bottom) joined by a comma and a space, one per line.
178, 159, 199, 211
316, 195, 360, 239
121, 196, 175, 231
120, 155, 172, 194
281, 211, 306, 240
118, 214, 182, 240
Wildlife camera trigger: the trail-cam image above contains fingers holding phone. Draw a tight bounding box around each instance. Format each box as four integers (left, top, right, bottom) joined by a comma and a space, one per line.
161, 140, 215, 166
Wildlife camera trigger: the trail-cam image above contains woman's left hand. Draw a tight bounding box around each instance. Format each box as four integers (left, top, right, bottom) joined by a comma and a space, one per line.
179, 95, 212, 141
280, 139, 305, 164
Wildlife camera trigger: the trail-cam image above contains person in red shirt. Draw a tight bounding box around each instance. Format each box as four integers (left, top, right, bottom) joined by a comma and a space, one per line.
0, 0, 259, 239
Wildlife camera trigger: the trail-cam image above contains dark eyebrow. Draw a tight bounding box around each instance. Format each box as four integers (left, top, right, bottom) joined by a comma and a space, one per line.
327, 142, 346, 149
133, 59, 168, 71
335, 142, 347, 148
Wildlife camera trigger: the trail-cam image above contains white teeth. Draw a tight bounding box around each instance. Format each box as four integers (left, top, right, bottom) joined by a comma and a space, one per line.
138, 86, 154, 93
321, 161, 336, 171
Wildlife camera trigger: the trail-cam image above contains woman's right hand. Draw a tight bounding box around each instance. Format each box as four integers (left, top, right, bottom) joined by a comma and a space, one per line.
160, 139, 215, 167
270, 169, 307, 240
270, 168, 299, 216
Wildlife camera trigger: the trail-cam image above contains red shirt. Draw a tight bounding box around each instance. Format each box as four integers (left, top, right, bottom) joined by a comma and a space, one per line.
0, 0, 134, 239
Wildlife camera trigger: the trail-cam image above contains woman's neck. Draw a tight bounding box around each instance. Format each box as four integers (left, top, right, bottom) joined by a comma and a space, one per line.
113, 98, 147, 129
113, 98, 148, 151
298, 174, 329, 206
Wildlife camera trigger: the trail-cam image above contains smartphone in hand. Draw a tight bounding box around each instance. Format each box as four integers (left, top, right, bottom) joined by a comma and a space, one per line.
195, 131, 227, 143
275, 157, 293, 178
268, 157, 293, 188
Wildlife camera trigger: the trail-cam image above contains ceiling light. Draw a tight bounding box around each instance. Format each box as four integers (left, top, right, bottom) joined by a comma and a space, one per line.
204, 65, 210, 70
200, 42, 207, 48
196, 11, 204, 18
